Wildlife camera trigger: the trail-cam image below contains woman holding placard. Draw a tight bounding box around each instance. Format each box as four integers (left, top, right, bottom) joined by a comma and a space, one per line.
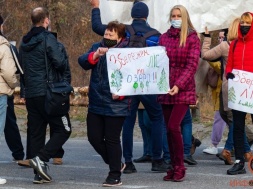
225, 12, 253, 175
78, 21, 130, 187
158, 5, 200, 182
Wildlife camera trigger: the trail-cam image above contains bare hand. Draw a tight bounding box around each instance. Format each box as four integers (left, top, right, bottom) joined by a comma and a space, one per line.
20, 98, 26, 104
205, 26, 209, 34
168, 85, 179, 96
89, 0, 99, 8
112, 94, 119, 100
93, 47, 108, 59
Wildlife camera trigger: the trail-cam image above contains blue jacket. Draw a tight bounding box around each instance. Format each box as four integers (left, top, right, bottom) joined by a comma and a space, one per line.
91, 8, 160, 47
78, 40, 131, 116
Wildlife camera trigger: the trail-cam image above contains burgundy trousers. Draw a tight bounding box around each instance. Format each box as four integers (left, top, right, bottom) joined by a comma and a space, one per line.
162, 104, 188, 168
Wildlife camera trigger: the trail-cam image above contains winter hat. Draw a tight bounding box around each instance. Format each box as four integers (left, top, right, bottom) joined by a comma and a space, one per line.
0, 15, 3, 25
131, 2, 149, 19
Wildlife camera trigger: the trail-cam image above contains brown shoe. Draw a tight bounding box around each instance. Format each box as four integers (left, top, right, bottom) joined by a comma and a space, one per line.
190, 138, 201, 155
221, 149, 233, 165
17, 159, 31, 167
53, 158, 63, 165
244, 152, 253, 162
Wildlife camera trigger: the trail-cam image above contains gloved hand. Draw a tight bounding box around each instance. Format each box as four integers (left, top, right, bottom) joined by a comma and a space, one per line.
226, 72, 235, 80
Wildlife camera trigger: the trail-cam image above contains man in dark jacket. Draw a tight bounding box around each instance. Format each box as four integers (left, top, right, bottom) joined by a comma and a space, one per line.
19, 7, 71, 183
90, 0, 169, 173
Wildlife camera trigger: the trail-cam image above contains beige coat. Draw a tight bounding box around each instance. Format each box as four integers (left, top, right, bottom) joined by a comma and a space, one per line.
201, 37, 230, 111
0, 36, 17, 96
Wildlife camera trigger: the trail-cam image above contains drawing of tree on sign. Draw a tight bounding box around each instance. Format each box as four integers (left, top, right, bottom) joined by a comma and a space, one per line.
140, 81, 144, 92
110, 69, 123, 92
133, 82, 138, 92
228, 87, 236, 103
157, 68, 168, 92
146, 81, 150, 92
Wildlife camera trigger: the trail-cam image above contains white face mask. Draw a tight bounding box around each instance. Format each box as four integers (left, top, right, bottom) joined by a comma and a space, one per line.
171, 19, 182, 28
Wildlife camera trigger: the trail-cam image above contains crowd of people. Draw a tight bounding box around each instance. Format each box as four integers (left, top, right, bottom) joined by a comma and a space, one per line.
0, 0, 253, 187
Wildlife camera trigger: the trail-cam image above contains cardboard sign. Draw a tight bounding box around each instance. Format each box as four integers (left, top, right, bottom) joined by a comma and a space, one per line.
106, 46, 170, 95
228, 69, 253, 114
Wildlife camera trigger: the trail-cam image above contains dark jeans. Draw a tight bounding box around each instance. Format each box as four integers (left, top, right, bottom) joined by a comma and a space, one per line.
123, 95, 164, 162
232, 110, 247, 162
138, 109, 170, 160
26, 96, 71, 162
4, 96, 24, 160
181, 108, 192, 157
162, 104, 188, 168
87, 112, 125, 180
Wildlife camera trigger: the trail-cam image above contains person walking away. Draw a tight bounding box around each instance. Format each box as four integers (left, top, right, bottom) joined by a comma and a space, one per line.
0, 19, 18, 184
19, 7, 72, 183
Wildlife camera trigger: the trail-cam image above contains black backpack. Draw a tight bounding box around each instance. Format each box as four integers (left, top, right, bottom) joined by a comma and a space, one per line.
126, 25, 159, 47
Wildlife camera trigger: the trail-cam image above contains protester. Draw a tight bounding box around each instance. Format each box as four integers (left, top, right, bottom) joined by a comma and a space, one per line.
201, 18, 252, 165
226, 12, 253, 175
0, 14, 18, 185
19, 7, 72, 183
158, 5, 200, 181
201, 29, 227, 155
90, 0, 169, 173
0, 15, 26, 165
78, 21, 130, 187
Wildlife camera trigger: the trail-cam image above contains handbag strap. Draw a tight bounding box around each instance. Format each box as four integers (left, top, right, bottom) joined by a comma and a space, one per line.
44, 37, 50, 83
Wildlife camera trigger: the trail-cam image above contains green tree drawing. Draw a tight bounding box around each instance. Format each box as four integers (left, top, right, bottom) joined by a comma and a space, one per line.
133, 82, 138, 93
110, 69, 123, 92
157, 68, 168, 92
146, 81, 150, 92
140, 81, 144, 92
228, 87, 236, 103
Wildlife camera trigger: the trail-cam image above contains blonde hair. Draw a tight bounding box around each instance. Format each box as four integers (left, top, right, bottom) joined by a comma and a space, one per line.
241, 12, 253, 24
227, 18, 240, 41
169, 5, 196, 47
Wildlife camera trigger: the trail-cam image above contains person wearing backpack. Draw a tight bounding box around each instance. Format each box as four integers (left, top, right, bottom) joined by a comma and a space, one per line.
0, 15, 18, 185
90, 0, 170, 173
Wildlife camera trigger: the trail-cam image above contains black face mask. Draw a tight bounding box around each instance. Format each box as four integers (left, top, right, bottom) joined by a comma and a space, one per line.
103, 38, 118, 48
240, 26, 251, 36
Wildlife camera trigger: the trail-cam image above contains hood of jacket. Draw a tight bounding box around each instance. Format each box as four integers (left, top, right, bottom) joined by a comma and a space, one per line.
0, 35, 10, 47
238, 12, 253, 41
21, 27, 48, 52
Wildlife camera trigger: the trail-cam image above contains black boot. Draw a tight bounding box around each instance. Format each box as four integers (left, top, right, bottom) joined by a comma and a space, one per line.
123, 162, 137, 174
227, 160, 246, 175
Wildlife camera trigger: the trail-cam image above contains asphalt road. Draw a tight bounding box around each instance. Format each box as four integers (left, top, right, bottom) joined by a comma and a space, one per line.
0, 136, 252, 189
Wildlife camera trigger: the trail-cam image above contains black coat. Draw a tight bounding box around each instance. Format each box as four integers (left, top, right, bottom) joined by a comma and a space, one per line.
19, 29, 71, 98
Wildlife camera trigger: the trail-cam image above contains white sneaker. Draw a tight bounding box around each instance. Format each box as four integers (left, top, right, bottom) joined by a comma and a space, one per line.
0, 178, 6, 184
203, 146, 218, 155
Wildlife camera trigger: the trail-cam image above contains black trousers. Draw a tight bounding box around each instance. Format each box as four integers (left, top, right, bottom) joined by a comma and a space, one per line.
232, 110, 246, 162
87, 112, 125, 180
4, 96, 25, 160
26, 96, 71, 162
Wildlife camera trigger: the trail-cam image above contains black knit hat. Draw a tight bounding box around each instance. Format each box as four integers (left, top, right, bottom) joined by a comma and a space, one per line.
0, 15, 3, 25
131, 2, 149, 19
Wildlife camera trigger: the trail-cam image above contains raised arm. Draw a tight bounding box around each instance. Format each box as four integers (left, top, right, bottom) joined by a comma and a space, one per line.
90, 0, 107, 36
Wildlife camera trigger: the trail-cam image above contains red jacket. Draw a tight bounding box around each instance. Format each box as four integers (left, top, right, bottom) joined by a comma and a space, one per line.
158, 27, 200, 105
226, 12, 253, 74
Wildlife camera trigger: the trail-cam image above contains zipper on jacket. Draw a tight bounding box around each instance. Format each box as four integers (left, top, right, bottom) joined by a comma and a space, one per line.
242, 37, 245, 70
